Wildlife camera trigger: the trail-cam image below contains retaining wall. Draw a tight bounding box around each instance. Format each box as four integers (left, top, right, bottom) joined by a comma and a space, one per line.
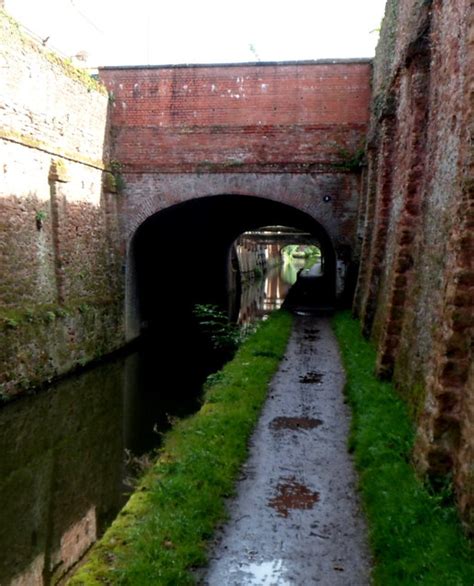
354, 0, 473, 528
0, 12, 125, 398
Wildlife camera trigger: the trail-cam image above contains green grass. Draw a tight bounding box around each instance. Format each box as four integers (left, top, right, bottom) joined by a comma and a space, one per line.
333, 311, 473, 585
69, 310, 293, 585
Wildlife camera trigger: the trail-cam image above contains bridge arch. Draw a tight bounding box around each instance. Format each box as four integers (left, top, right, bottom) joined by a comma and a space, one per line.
126, 194, 337, 339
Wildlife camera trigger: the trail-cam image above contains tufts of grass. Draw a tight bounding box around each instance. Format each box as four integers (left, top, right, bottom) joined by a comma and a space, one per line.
69, 310, 293, 586
333, 311, 473, 585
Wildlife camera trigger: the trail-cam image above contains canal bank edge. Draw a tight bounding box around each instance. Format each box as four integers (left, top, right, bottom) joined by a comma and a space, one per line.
68, 310, 293, 585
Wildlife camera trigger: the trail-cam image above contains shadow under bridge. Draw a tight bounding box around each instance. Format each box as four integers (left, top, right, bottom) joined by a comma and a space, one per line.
129, 194, 337, 336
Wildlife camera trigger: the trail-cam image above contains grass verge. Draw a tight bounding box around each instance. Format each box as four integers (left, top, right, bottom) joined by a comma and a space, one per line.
69, 310, 293, 585
333, 311, 473, 585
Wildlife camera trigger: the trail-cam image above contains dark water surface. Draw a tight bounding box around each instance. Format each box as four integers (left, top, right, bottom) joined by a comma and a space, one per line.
0, 264, 298, 585
0, 328, 216, 585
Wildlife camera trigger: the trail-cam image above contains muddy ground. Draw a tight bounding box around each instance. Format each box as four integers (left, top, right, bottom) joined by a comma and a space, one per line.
202, 316, 372, 585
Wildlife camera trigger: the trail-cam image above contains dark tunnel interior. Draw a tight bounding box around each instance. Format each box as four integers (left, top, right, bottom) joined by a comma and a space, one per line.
131, 194, 337, 334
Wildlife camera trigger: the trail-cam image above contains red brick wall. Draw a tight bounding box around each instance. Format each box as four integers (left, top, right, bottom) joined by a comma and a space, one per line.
98, 62, 372, 343
99, 61, 371, 173
354, 0, 473, 528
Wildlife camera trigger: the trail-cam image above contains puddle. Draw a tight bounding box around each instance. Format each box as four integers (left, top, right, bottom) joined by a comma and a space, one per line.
270, 416, 322, 430
230, 559, 291, 585
303, 328, 320, 342
268, 477, 320, 518
299, 371, 323, 384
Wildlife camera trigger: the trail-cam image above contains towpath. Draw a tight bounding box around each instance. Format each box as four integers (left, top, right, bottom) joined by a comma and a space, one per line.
202, 316, 372, 585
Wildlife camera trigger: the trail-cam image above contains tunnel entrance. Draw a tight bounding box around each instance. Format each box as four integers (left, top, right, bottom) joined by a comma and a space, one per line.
233, 226, 323, 325
129, 194, 337, 338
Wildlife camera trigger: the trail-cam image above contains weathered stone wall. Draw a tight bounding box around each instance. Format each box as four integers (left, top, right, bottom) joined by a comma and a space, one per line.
354, 0, 473, 528
0, 11, 125, 398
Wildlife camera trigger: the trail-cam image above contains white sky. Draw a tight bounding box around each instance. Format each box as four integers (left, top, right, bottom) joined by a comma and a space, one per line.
5, 0, 387, 67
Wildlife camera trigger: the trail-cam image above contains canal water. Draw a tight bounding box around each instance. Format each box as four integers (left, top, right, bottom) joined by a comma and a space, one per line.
0, 261, 303, 585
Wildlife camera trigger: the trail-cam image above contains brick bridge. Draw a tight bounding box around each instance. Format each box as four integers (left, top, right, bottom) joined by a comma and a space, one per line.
99, 60, 372, 334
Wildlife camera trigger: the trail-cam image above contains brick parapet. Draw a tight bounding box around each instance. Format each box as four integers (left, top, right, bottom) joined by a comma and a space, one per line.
99, 62, 371, 175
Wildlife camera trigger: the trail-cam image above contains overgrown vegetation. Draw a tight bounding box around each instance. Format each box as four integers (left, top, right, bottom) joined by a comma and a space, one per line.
69, 310, 293, 585
193, 304, 242, 353
110, 160, 126, 193
333, 312, 473, 585
281, 244, 321, 259
333, 147, 366, 171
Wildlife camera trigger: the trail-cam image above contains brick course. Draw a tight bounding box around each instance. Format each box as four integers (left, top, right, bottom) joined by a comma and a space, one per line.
100, 61, 371, 174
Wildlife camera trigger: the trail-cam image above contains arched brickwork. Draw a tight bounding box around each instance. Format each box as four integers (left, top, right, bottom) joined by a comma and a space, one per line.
127, 194, 337, 339
99, 61, 371, 176
99, 61, 372, 340
119, 174, 361, 250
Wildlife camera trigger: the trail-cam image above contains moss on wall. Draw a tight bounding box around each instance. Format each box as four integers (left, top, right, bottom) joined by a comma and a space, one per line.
0, 9, 107, 96
0, 9, 125, 397
0, 299, 124, 401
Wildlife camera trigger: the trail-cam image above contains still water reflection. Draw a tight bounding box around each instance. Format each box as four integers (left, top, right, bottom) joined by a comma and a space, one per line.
0, 261, 304, 585
238, 259, 306, 327
0, 332, 212, 585
0, 361, 125, 585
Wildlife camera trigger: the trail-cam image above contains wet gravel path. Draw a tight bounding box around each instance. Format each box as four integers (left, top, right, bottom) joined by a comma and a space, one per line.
203, 316, 372, 585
